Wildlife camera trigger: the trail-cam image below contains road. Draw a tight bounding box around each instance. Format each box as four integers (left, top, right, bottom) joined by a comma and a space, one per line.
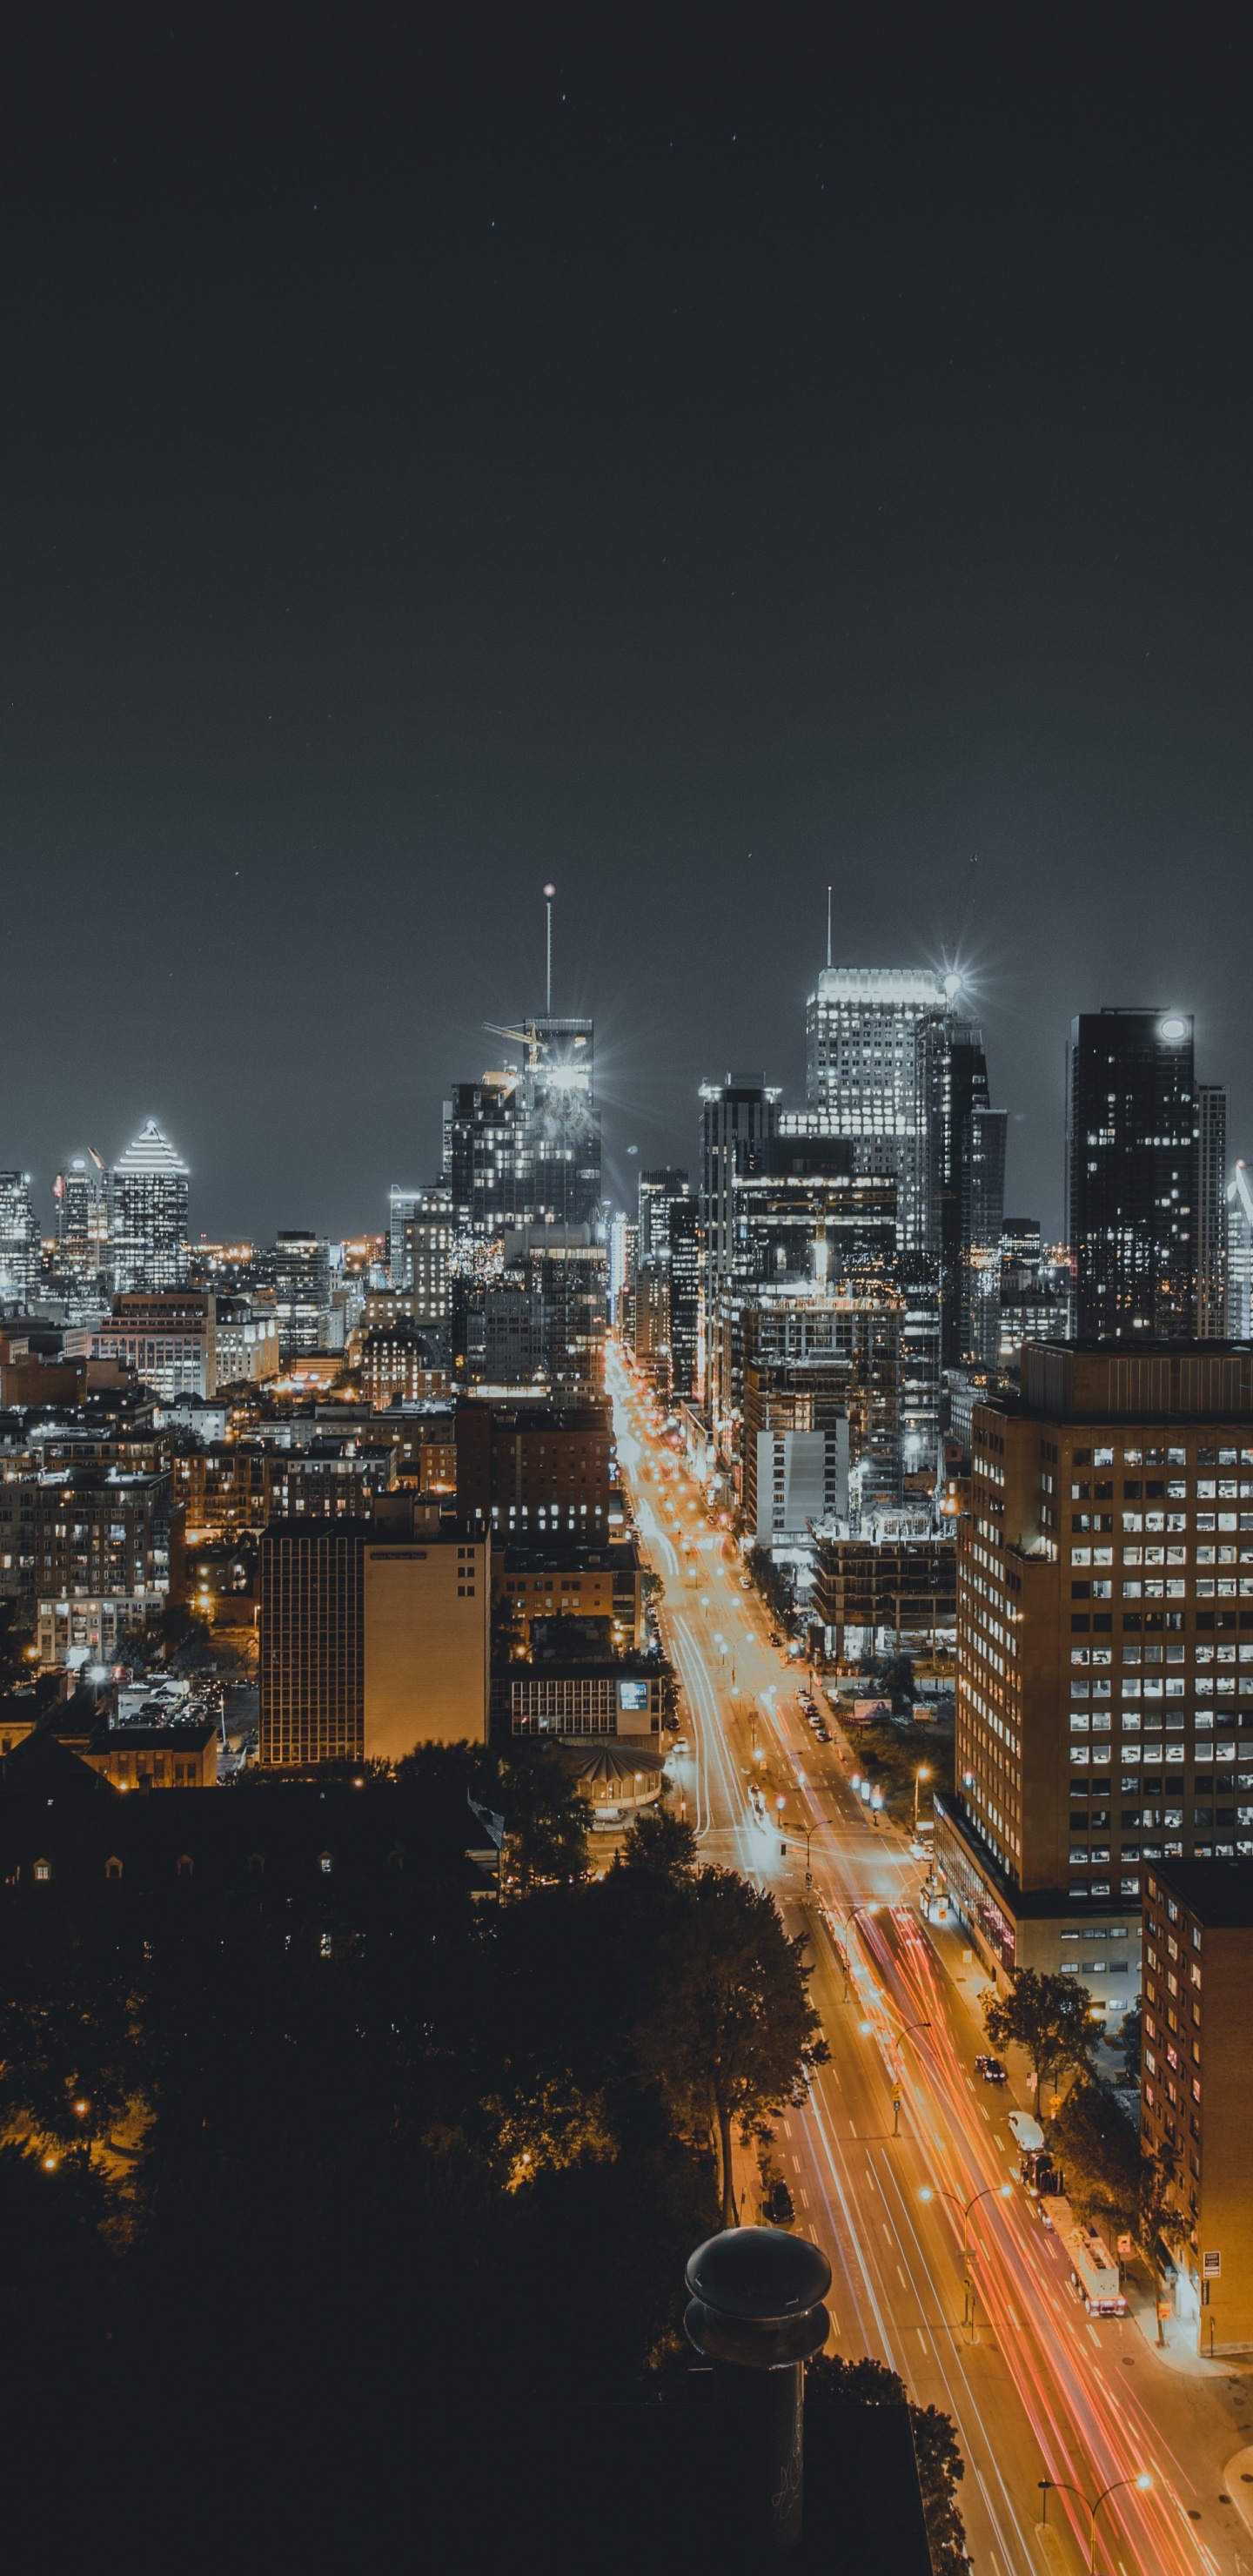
608, 1342, 1253, 2576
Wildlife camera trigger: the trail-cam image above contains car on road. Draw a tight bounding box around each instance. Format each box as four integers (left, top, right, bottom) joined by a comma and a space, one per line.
975, 2055, 1008, 2085
761, 2178, 795, 2226
767, 1632, 781, 1647
814, 1724, 830, 1742
671, 1735, 689, 1754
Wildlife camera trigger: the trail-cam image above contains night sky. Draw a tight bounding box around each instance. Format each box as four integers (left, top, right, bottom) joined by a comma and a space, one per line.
3, 5, 1250, 1241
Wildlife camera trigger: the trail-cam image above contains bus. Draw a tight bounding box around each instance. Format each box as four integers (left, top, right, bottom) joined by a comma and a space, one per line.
1063, 2218, 1127, 2316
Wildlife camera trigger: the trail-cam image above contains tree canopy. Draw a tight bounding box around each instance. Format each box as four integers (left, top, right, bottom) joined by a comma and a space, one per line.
981, 1966, 1102, 2110
632, 1865, 828, 2224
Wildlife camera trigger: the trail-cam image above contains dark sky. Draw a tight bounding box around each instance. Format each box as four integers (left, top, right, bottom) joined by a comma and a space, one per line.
3, 3, 1251, 1241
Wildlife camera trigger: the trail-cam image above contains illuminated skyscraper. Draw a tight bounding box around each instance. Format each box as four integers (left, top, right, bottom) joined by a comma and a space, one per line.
805, 968, 958, 1256
1067, 1010, 1200, 1342
523, 1016, 601, 1230
0, 1172, 39, 1311
1226, 1164, 1253, 1340
1198, 1083, 1229, 1338
54, 1151, 110, 1280
111, 1119, 190, 1293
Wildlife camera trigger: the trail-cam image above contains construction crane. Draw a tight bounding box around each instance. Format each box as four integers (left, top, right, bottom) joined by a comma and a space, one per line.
483, 1018, 549, 1068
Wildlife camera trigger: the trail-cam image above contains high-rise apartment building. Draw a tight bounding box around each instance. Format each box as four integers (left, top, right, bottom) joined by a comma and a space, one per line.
0, 1172, 40, 1311
111, 1119, 189, 1292
938, 1338, 1253, 2007
805, 967, 958, 1255
1067, 1010, 1200, 1341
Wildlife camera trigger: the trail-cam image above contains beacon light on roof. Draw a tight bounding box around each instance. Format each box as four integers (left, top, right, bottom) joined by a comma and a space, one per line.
1159, 1015, 1189, 1042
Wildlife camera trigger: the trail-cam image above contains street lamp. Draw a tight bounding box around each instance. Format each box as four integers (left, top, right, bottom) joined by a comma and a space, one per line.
914, 1764, 931, 1831
918, 2180, 1013, 2325
1037, 2473, 1152, 2572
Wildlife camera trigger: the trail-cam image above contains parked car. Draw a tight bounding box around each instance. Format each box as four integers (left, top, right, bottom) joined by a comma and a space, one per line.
768, 1632, 782, 1647
762, 2178, 795, 2226
814, 1724, 830, 1742
975, 2054, 1008, 2085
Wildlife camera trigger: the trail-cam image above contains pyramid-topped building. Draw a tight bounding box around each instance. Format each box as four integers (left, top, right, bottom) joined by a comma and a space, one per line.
111, 1117, 189, 1291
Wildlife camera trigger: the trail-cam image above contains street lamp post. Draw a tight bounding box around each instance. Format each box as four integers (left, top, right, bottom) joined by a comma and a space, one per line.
914, 1763, 931, 1832
1037, 2473, 1152, 2572
918, 2180, 1013, 2326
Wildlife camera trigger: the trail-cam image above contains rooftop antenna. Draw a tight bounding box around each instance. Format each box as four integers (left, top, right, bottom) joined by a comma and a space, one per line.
826, 884, 832, 971
543, 883, 555, 1016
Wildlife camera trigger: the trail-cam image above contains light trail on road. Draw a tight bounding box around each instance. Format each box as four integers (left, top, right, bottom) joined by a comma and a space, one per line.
608, 1345, 1242, 2576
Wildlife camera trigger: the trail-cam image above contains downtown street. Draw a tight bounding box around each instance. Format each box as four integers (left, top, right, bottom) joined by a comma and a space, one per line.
608, 1343, 1253, 2576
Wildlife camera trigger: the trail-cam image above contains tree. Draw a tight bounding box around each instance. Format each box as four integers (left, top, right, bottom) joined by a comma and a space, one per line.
632, 1867, 827, 2225
497, 1742, 590, 1895
617, 1804, 696, 1879
1140, 2140, 1189, 2291
745, 1545, 793, 1627
0, 1969, 144, 2162
491, 1592, 523, 1661
1049, 2076, 1140, 2227
1116, 1995, 1142, 2082
982, 1967, 1102, 2111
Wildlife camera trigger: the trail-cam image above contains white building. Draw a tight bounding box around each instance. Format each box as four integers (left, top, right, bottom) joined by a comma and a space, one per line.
111, 1119, 189, 1292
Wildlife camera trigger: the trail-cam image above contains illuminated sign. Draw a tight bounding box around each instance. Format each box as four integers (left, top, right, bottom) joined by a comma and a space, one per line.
618, 1680, 649, 1711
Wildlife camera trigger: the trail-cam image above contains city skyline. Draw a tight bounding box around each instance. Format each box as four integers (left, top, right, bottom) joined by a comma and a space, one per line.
2, 938, 1242, 1247
2, 15, 1250, 1242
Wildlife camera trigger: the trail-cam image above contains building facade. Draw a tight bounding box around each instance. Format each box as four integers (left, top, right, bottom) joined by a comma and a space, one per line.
1141, 1857, 1253, 2356
938, 1338, 1253, 2007
1067, 1010, 1200, 1342
805, 967, 956, 1257
0, 1172, 40, 1311
258, 1510, 489, 1766
111, 1119, 190, 1292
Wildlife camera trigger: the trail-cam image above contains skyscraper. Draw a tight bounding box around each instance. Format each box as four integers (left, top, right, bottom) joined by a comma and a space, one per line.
805, 967, 959, 1255
111, 1119, 190, 1292
638, 1167, 690, 1263
1227, 1164, 1253, 1340
1068, 1010, 1199, 1342
54, 1151, 110, 1281
1197, 1083, 1229, 1338
957, 1101, 1008, 1370
0, 1173, 39, 1311
523, 1016, 601, 1230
